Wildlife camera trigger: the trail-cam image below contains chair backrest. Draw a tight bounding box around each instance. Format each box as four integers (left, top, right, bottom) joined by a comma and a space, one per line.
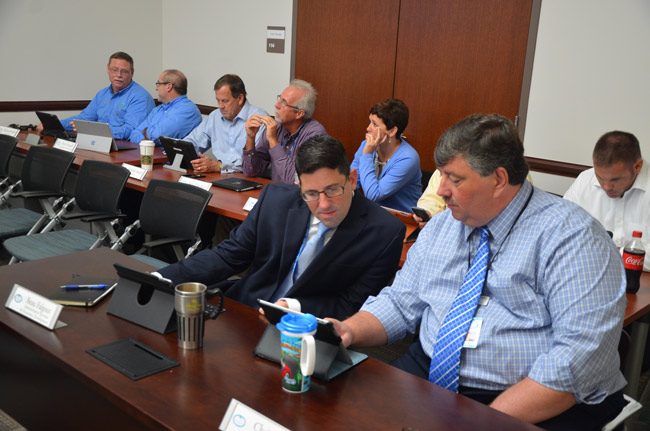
0, 134, 18, 179
74, 160, 130, 213
21, 146, 75, 193
139, 179, 211, 240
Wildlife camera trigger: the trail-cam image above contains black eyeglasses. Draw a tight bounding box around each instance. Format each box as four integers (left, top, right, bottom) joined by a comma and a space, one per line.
301, 179, 348, 202
276, 95, 301, 111
155, 81, 170, 87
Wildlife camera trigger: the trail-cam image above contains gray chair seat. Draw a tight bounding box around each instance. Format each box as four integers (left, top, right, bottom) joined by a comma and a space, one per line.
0, 208, 42, 240
3, 229, 99, 262
128, 254, 168, 270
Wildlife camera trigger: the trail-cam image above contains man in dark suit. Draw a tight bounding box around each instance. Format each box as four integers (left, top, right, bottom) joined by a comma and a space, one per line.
158, 135, 405, 319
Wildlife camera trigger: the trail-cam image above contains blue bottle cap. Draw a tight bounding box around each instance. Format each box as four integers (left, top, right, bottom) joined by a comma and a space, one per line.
276, 313, 317, 334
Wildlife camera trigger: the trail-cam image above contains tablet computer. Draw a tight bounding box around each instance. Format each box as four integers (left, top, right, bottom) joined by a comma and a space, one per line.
212, 177, 263, 192
159, 136, 199, 170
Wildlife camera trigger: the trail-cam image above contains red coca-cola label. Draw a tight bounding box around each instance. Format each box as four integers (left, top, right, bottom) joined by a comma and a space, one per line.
623, 251, 645, 270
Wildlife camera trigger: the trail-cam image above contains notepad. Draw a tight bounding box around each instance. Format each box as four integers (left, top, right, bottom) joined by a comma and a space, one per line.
49, 276, 117, 307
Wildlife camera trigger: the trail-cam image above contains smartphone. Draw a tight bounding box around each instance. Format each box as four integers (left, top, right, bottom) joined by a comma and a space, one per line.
411, 206, 431, 222
182, 174, 205, 179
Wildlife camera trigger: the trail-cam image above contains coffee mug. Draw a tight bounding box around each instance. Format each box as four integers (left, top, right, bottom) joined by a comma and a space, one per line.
276, 313, 317, 393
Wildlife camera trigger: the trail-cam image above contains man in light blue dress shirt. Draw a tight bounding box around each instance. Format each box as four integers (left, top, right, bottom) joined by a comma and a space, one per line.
183, 74, 265, 174
58, 51, 154, 140
330, 114, 627, 430
128, 69, 201, 145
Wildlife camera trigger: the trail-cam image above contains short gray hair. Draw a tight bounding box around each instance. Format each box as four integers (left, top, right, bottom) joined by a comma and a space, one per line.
290, 79, 317, 119
435, 113, 529, 185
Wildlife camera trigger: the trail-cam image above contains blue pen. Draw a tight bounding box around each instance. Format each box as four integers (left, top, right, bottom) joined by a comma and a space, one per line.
60, 284, 109, 290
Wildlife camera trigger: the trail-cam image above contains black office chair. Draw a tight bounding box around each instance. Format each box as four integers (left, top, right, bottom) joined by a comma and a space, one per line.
0, 134, 18, 206
0, 146, 75, 246
3, 160, 130, 263
113, 179, 212, 269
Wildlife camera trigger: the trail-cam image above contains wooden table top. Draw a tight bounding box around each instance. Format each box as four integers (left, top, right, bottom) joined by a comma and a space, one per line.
15, 132, 268, 221
0, 249, 540, 431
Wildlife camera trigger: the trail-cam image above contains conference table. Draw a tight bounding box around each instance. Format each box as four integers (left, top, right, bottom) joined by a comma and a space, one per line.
14, 132, 269, 221
0, 248, 541, 430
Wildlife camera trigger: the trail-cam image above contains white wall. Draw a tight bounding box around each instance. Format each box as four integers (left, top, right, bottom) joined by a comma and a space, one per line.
161, 0, 294, 113
524, 0, 650, 194
0, 0, 162, 125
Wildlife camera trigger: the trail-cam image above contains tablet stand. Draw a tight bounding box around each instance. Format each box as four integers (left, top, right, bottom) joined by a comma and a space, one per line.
164, 153, 187, 174
107, 275, 177, 334
254, 325, 367, 381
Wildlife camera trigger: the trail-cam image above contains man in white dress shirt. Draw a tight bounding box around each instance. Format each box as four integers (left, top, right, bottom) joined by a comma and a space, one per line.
564, 130, 649, 270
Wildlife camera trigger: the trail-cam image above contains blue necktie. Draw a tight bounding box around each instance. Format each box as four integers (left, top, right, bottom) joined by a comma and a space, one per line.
272, 222, 330, 301
428, 227, 490, 392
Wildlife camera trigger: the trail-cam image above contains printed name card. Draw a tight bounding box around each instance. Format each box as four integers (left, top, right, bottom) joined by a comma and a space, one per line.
53, 138, 78, 153
178, 175, 212, 191
122, 163, 148, 181
243, 197, 258, 212
5, 284, 63, 330
0, 126, 20, 137
220, 399, 290, 431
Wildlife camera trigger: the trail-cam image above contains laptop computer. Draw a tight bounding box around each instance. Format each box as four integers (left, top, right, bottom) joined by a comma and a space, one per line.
75, 120, 136, 153
35, 111, 75, 140
211, 177, 263, 192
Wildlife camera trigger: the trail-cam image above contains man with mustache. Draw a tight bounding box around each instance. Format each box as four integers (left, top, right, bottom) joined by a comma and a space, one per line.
330, 114, 627, 430
56, 51, 154, 139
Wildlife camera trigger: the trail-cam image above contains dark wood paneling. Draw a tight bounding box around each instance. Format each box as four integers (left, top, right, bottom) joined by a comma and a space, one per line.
394, 0, 533, 171
525, 156, 589, 178
0, 100, 89, 112
295, 0, 400, 159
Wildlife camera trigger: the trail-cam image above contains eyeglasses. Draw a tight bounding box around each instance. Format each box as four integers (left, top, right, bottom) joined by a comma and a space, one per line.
155, 81, 170, 87
276, 95, 301, 111
108, 67, 132, 75
301, 179, 348, 202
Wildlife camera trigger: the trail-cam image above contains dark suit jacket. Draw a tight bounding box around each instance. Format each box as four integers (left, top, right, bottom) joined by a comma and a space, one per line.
159, 183, 405, 319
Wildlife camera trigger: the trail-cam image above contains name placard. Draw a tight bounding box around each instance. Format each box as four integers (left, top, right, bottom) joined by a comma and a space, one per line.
0, 126, 20, 137
53, 138, 78, 153
219, 398, 290, 431
243, 197, 258, 212
178, 175, 212, 191
5, 284, 63, 330
122, 163, 148, 181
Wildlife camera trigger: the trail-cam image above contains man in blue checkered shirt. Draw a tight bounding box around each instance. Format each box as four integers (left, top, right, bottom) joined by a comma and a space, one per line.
330, 114, 627, 430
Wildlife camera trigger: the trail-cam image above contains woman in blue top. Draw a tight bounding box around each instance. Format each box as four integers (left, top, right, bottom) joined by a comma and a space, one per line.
351, 99, 421, 212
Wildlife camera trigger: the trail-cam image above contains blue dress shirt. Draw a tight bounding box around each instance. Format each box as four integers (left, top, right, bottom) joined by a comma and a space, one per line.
183, 101, 266, 173
128, 95, 201, 145
61, 81, 155, 140
351, 138, 422, 212
362, 181, 627, 404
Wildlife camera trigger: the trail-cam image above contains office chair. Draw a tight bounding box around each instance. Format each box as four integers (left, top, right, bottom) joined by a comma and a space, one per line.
3, 160, 130, 263
0, 146, 75, 247
112, 179, 212, 269
0, 134, 18, 207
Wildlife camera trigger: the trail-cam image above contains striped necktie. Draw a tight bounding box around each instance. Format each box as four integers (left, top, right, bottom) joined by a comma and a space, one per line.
428, 226, 490, 392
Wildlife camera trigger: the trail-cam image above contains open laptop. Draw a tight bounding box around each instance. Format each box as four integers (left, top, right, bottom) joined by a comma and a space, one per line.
75, 120, 136, 153
35, 111, 75, 140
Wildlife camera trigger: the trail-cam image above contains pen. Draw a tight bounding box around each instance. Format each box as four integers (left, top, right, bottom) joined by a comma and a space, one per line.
60, 284, 109, 290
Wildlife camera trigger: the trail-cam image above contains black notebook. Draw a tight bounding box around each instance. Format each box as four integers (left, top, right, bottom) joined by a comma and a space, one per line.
212, 177, 263, 192
87, 338, 179, 380
50, 276, 117, 307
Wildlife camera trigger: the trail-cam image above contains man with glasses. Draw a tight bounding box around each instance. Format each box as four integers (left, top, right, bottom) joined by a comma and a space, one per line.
158, 135, 405, 319
243, 79, 326, 183
128, 69, 201, 145
55, 51, 154, 140
183, 74, 265, 174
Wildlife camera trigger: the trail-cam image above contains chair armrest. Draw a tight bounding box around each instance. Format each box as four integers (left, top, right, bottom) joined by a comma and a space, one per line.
80, 213, 127, 223
11, 190, 66, 199
141, 237, 189, 249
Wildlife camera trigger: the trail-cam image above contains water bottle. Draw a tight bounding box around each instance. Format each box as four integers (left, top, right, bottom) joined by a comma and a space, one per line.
623, 231, 645, 294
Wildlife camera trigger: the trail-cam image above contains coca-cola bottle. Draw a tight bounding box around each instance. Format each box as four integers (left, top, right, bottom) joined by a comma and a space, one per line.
623, 231, 645, 294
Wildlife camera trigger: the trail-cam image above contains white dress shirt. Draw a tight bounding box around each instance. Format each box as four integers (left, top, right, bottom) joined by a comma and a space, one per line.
564, 161, 650, 270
